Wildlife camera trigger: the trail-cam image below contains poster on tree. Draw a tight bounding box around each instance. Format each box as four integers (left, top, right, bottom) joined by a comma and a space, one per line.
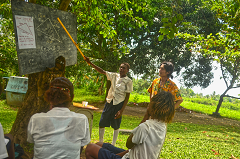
15, 15, 36, 49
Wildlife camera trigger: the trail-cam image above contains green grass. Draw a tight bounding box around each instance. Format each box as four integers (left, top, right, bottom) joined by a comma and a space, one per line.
73, 88, 105, 103
0, 100, 17, 133
1, 88, 240, 158
73, 89, 150, 104
90, 112, 240, 158
129, 92, 150, 103
182, 101, 240, 121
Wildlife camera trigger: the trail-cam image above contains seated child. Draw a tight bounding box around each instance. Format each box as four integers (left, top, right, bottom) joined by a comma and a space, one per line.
0, 123, 15, 159
27, 77, 90, 159
85, 91, 175, 159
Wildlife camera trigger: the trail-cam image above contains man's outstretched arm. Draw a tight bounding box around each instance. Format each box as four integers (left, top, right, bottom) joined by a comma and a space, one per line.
84, 56, 106, 75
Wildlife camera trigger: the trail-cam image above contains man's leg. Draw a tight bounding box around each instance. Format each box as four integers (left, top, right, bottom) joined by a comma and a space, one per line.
97, 142, 125, 154
99, 127, 105, 143
111, 101, 124, 146
112, 129, 119, 146
85, 144, 101, 159
99, 101, 114, 142
85, 143, 122, 159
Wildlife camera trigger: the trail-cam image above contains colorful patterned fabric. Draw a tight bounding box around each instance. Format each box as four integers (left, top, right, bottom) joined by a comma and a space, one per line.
148, 78, 182, 101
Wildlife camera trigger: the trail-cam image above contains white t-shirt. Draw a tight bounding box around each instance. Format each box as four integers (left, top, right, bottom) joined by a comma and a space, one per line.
27, 107, 91, 159
0, 123, 8, 159
106, 71, 133, 105
122, 119, 167, 159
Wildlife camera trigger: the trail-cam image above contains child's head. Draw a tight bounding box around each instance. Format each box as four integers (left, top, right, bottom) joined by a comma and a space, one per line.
149, 91, 175, 123
160, 61, 174, 79
121, 63, 130, 70
44, 77, 74, 107
119, 63, 130, 77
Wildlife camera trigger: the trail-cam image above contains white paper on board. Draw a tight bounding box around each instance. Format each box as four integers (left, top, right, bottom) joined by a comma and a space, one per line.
15, 15, 36, 49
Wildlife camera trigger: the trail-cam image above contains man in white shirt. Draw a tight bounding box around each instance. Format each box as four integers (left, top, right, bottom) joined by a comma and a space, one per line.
0, 123, 15, 159
85, 91, 176, 159
27, 77, 90, 159
0, 123, 8, 159
84, 56, 133, 145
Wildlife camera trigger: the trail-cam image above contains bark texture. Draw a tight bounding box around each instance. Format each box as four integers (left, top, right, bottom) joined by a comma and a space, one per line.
10, 56, 66, 158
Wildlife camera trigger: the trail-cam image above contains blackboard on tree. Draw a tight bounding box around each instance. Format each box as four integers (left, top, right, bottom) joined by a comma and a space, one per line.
11, 0, 77, 75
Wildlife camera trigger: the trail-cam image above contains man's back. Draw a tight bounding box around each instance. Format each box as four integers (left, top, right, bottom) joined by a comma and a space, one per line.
128, 119, 166, 159
27, 107, 90, 159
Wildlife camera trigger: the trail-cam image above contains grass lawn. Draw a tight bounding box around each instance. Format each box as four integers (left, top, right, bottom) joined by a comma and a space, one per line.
182, 101, 240, 121
0, 100, 17, 133
90, 112, 240, 158
0, 88, 240, 158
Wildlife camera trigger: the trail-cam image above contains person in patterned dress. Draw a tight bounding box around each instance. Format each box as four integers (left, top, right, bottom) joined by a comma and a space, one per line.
141, 61, 183, 123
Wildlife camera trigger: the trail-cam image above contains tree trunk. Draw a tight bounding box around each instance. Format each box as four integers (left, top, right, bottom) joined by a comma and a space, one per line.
98, 76, 106, 95
59, 0, 72, 11
10, 57, 66, 159
0, 82, 2, 96
215, 95, 224, 114
9, 0, 71, 158
214, 86, 231, 116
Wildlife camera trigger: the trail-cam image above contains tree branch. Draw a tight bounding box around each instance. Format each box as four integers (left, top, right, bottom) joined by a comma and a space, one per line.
225, 95, 240, 99
59, 0, 71, 11
220, 60, 229, 87
232, 86, 240, 88
28, 0, 36, 3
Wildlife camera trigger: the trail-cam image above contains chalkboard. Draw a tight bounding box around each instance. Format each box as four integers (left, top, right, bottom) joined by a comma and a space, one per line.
11, 1, 77, 75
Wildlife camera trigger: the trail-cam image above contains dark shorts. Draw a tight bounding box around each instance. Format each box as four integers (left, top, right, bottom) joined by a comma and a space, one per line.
4, 136, 11, 151
98, 148, 122, 159
98, 143, 126, 159
99, 101, 124, 129
102, 143, 125, 154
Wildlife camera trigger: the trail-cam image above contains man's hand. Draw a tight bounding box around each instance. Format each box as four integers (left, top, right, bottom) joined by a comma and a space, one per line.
115, 110, 123, 119
84, 56, 91, 64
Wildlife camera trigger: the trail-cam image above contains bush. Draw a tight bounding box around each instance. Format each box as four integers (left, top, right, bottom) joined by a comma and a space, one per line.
133, 94, 139, 103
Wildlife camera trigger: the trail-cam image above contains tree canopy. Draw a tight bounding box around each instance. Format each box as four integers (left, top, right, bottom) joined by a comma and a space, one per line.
177, 0, 240, 114
1, 0, 237, 115
124, 0, 221, 89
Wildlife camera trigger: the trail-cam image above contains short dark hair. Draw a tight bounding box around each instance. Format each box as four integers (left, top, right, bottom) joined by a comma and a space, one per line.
150, 91, 175, 123
44, 77, 74, 107
160, 61, 174, 79
121, 63, 130, 70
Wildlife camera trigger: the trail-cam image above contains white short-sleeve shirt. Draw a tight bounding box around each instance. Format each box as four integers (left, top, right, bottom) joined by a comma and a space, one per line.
106, 71, 133, 105
27, 107, 91, 159
122, 119, 167, 159
0, 123, 8, 159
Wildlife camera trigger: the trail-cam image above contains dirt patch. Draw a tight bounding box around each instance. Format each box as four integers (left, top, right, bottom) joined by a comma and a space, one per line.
92, 102, 240, 128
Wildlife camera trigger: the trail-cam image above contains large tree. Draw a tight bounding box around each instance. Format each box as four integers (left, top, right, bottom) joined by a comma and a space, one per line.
8, 1, 71, 158
177, 0, 240, 115
203, 0, 240, 115
67, 0, 221, 92
124, 0, 221, 89
65, 0, 184, 94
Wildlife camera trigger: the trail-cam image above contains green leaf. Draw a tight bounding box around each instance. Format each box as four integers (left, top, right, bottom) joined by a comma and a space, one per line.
177, 14, 183, 21
172, 17, 177, 24
162, 18, 168, 22
164, 28, 169, 35
189, 0, 198, 5
169, 31, 174, 39
160, 27, 165, 33
158, 35, 164, 41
